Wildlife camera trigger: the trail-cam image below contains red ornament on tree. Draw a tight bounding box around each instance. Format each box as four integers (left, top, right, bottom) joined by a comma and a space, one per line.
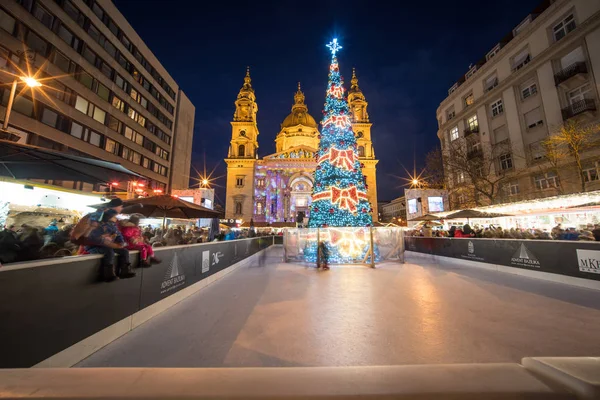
362, 208, 367, 213
329, 208, 334, 214
314, 207, 319, 213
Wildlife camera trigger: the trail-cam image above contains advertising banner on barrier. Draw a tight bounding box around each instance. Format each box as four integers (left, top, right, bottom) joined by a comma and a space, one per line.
0, 237, 269, 368
138, 238, 264, 309
405, 237, 600, 281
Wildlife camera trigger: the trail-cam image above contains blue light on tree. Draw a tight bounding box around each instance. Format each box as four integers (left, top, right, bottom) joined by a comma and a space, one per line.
307, 38, 373, 229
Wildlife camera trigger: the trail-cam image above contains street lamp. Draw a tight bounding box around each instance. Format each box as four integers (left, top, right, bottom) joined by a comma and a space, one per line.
2, 75, 42, 131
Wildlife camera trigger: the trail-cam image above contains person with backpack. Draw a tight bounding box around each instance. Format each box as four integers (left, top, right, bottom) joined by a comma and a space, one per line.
85, 209, 135, 282
71, 198, 125, 247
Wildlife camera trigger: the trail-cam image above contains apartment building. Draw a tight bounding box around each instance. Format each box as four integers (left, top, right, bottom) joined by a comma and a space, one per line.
437, 0, 600, 208
0, 0, 195, 193
380, 196, 406, 223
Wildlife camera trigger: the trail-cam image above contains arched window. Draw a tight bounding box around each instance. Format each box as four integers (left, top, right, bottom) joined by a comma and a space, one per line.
235, 201, 242, 215
256, 202, 263, 214
358, 146, 365, 157
238, 144, 245, 157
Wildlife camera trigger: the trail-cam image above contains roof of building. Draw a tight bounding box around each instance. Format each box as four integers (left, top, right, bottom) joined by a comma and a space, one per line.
281, 83, 318, 129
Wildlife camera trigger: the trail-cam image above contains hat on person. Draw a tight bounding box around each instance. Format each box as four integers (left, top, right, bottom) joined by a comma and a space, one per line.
106, 198, 123, 208
128, 214, 140, 226
102, 209, 119, 222
579, 230, 595, 241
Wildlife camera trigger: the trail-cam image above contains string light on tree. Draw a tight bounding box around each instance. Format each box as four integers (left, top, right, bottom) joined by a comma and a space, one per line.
307, 38, 373, 229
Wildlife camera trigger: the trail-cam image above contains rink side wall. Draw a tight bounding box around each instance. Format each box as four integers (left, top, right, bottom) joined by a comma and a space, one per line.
0, 237, 274, 368
405, 237, 600, 290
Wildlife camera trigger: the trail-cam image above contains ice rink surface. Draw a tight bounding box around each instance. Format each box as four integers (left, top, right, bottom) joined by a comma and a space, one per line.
77, 247, 600, 367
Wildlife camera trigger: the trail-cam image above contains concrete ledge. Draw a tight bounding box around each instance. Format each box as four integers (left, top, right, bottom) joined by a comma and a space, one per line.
32, 247, 274, 368
523, 357, 600, 399
406, 251, 600, 291
0, 364, 575, 399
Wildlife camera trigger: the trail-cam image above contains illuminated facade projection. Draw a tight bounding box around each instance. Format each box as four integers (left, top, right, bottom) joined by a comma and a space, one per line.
224, 65, 378, 224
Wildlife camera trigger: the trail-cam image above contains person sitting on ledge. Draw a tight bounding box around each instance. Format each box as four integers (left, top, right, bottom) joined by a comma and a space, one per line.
119, 215, 160, 267
85, 210, 136, 282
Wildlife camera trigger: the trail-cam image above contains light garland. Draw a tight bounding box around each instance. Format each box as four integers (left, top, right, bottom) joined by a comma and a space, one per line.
322, 115, 351, 128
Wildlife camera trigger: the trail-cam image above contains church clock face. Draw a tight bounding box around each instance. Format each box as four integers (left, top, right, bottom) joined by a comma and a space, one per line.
240, 130, 246, 137
356, 131, 364, 138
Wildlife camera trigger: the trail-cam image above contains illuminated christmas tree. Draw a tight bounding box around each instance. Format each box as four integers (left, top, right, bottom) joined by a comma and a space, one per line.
308, 39, 373, 228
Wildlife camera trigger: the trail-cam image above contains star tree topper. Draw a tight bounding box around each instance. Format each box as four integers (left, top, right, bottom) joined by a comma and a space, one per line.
326, 38, 342, 56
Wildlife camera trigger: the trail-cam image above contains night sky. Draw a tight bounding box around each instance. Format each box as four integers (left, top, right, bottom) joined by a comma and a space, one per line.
114, 0, 540, 204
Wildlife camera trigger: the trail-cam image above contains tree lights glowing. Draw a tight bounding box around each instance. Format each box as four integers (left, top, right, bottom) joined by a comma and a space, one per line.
307, 38, 373, 229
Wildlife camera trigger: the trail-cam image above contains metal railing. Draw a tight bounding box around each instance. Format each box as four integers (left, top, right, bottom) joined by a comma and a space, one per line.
464, 126, 480, 137
561, 98, 596, 120
554, 62, 587, 86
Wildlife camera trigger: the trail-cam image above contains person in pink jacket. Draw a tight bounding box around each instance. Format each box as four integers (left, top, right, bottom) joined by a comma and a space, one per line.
119, 215, 160, 266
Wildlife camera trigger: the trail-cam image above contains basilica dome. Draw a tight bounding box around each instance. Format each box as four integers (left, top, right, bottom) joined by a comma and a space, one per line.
280, 83, 318, 129
281, 109, 318, 128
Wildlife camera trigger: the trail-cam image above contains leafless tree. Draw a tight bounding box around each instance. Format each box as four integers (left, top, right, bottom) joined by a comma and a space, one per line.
423, 147, 445, 189
443, 136, 523, 206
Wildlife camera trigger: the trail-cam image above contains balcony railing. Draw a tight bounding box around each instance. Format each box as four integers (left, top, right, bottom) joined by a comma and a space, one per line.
554, 62, 588, 86
464, 126, 480, 137
467, 148, 483, 159
561, 99, 596, 120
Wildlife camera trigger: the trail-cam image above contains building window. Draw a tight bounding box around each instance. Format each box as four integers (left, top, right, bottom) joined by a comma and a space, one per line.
105, 138, 117, 154
96, 82, 110, 102
456, 171, 465, 183
25, 30, 49, 56
256, 202, 263, 214
236, 176, 245, 188
521, 80, 538, 99
466, 114, 478, 131
51, 50, 74, 73
530, 141, 545, 162
486, 44, 501, 61
534, 172, 559, 190
74, 96, 89, 114
235, 201, 243, 215
0, 8, 17, 34
41, 108, 58, 127
568, 83, 591, 105
93, 107, 106, 124
57, 24, 79, 51
112, 96, 125, 112
446, 108, 455, 121
524, 107, 543, 130
238, 144, 245, 157
78, 71, 93, 89
450, 126, 459, 141
358, 146, 365, 157
463, 92, 474, 108
499, 153, 513, 170
512, 48, 531, 71
505, 181, 519, 196
484, 74, 498, 92
70, 122, 83, 139
88, 131, 102, 147
583, 163, 599, 183
32, 3, 54, 29
490, 99, 504, 117
553, 14, 576, 42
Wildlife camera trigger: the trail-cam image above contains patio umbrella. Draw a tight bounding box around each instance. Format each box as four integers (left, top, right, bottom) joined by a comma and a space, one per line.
409, 213, 442, 222
445, 209, 512, 224
121, 195, 220, 220
0, 139, 143, 184
415, 220, 443, 227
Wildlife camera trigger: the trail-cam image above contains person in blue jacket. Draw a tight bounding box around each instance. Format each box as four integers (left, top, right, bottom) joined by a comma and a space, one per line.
85, 209, 136, 282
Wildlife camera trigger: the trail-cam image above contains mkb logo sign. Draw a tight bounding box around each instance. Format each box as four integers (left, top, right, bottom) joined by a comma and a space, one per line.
160, 252, 186, 294
511, 243, 541, 268
576, 249, 600, 274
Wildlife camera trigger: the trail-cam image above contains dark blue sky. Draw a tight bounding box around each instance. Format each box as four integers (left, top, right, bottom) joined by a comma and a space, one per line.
114, 0, 540, 204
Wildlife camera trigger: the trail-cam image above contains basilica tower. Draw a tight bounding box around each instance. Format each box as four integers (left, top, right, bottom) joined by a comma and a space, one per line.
224, 68, 259, 220
348, 68, 379, 221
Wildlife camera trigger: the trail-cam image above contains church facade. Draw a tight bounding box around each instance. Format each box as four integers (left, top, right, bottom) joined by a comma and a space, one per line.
224, 68, 378, 223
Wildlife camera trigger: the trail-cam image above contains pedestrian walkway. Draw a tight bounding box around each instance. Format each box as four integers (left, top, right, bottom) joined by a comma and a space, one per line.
76, 246, 600, 368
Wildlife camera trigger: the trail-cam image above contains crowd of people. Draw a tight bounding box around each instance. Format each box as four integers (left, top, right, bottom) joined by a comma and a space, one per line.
0, 198, 271, 274
410, 223, 600, 241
